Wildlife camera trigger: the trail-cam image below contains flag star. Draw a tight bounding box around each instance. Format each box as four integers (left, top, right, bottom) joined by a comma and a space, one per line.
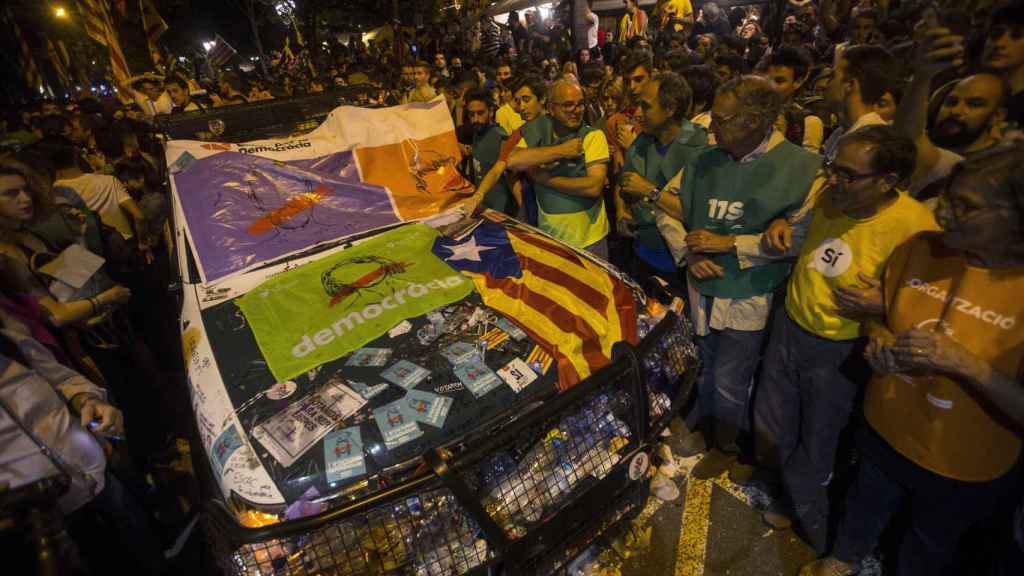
444, 236, 493, 262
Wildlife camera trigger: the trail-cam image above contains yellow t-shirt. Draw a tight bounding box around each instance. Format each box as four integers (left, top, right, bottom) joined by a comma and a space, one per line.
496, 103, 524, 134
515, 127, 610, 248
865, 232, 1024, 481
514, 126, 610, 163
659, 0, 694, 31
786, 192, 939, 340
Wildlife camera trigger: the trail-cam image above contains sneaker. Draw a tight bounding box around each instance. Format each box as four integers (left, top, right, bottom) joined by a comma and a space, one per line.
677, 429, 707, 457
691, 448, 737, 480
761, 504, 793, 530
798, 557, 858, 576
727, 461, 756, 485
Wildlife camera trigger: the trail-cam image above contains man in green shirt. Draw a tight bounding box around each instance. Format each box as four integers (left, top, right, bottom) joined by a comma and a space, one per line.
628, 76, 824, 479
460, 89, 516, 215
619, 72, 708, 293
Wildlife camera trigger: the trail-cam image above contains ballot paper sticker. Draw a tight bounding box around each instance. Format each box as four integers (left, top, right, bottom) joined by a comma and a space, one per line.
405, 390, 453, 428
388, 320, 413, 338
252, 380, 366, 468
349, 381, 390, 401
266, 380, 298, 401
169, 151, 197, 174
346, 347, 393, 367
211, 425, 244, 476
453, 360, 503, 398
416, 322, 441, 346
497, 358, 537, 393
440, 341, 478, 366
381, 360, 430, 390
494, 317, 527, 341
324, 427, 366, 485
373, 401, 423, 449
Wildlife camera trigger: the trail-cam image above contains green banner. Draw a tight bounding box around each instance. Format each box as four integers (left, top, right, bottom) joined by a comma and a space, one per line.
237, 224, 474, 381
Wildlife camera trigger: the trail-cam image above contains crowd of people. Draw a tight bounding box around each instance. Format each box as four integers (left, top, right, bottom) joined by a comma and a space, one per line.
2, 0, 1024, 574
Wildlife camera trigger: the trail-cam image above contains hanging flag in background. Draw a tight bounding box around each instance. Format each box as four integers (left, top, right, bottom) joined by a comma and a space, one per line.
77, 0, 132, 87
11, 13, 43, 93
47, 40, 71, 92
207, 34, 237, 69
59, 40, 90, 89
139, 0, 168, 67
436, 218, 638, 391
236, 224, 475, 381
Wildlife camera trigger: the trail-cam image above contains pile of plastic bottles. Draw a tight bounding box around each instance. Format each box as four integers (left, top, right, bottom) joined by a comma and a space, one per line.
479, 392, 634, 539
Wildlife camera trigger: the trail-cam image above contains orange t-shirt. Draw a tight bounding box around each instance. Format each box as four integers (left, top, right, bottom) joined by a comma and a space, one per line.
864, 232, 1024, 482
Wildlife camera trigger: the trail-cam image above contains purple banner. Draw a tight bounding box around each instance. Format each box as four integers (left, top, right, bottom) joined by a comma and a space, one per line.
173, 151, 400, 283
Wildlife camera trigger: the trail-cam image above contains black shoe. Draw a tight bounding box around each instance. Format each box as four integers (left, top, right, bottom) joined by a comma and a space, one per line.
691, 448, 737, 480
677, 429, 707, 457
761, 501, 794, 530
727, 461, 756, 485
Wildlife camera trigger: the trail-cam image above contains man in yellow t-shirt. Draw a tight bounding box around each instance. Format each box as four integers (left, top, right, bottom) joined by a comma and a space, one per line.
507, 80, 611, 256
749, 126, 938, 555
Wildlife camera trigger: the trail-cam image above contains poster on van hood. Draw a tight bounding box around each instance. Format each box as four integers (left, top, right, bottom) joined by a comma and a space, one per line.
236, 224, 474, 381
167, 97, 471, 284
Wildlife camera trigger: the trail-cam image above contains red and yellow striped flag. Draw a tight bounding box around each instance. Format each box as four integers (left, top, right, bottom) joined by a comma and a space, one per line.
76, 0, 132, 86
47, 40, 71, 91
139, 0, 168, 67
448, 218, 638, 391
13, 17, 43, 93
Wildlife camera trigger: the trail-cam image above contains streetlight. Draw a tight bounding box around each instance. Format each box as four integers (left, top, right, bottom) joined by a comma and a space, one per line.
203, 40, 216, 52
54, 6, 68, 19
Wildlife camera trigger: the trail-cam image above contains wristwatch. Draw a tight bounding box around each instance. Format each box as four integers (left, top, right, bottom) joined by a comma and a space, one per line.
644, 186, 663, 204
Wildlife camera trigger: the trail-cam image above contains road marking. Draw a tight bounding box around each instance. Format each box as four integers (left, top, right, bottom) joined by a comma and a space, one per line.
675, 476, 712, 576
674, 469, 758, 576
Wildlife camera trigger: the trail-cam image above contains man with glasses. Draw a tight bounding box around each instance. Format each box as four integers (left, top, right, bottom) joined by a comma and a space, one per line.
752, 126, 938, 555
633, 76, 826, 479
507, 79, 611, 256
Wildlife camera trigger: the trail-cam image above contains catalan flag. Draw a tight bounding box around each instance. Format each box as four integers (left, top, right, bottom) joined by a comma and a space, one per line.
47, 39, 71, 91
77, 0, 132, 87
12, 14, 43, 93
139, 0, 168, 67
435, 218, 638, 391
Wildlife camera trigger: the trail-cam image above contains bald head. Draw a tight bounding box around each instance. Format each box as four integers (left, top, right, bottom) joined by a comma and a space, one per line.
932, 73, 1008, 151
549, 80, 585, 130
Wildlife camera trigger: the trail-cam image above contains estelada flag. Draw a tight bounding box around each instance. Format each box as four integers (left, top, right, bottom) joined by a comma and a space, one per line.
322, 96, 473, 221
433, 218, 638, 391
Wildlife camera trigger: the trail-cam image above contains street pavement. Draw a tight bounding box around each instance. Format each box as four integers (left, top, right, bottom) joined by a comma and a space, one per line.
580, 427, 884, 576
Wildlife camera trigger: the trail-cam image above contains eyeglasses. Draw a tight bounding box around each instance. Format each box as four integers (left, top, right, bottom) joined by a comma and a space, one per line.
553, 100, 584, 112
709, 112, 742, 127
823, 158, 884, 184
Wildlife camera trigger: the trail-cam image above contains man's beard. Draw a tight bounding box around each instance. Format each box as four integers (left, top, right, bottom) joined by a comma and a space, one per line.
931, 117, 987, 149
472, 122, 490, 135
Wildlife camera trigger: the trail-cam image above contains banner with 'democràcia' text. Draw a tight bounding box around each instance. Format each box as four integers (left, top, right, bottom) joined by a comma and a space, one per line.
236, 224, 474, 381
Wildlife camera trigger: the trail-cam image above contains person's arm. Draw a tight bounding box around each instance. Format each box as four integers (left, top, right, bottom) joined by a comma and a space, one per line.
802, 115, 824, 153
892, 329, 1024, 431
506, 138, 582, 172
472, 159, 508, 208
896, 22, 964, 191
531, 161, 607, 198
38, 285, 132, 328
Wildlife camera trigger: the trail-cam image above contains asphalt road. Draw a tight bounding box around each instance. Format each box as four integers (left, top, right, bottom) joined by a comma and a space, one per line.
579, 427, 885, 576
